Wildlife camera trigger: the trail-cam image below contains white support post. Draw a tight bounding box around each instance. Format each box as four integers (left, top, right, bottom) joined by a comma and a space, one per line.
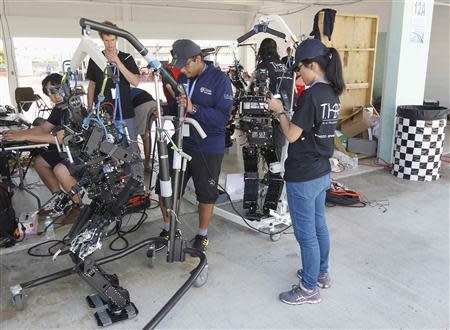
378, 0, 435, 162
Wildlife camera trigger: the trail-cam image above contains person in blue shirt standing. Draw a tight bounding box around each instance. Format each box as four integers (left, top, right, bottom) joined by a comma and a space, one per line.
156, 39, 233, 252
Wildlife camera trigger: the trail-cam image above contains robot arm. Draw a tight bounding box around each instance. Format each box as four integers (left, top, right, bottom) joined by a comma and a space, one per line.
71, 34, 107, 72
237, 24, 286, 43
236, 15, 299, 48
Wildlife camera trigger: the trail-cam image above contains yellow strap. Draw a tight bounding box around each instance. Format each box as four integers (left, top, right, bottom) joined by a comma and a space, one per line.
61, 73, 67, 85
99, 76, 108, 97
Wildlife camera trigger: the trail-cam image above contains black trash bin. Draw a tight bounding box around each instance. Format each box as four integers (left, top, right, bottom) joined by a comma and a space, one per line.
393, 105, 448, 181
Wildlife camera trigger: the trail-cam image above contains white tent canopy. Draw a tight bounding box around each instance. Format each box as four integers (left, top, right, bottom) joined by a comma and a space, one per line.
0, 0, 448, 108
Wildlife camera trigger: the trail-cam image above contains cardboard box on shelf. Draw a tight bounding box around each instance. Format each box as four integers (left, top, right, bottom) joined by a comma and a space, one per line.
340, 106, 375, 137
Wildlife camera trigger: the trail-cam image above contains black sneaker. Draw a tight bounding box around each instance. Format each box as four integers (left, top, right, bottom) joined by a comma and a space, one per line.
160, 229, 170, 239
155, 229, 169, 250
191, 234, 208, 254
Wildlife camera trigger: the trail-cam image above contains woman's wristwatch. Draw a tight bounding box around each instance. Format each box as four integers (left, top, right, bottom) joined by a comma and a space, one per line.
191, 104, 199, 114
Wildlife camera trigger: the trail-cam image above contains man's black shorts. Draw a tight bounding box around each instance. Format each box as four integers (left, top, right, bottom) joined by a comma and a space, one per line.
39, 149, 63, 168
156, 147, 224, 204
38, 149, 84, 180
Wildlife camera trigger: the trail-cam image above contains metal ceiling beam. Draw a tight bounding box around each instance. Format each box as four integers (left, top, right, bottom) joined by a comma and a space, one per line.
8, 0, 255, 14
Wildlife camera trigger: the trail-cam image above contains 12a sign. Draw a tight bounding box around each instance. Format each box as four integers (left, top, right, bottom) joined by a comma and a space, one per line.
410, 0, 427, 44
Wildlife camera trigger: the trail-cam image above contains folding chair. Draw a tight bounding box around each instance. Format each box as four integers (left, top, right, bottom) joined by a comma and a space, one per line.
15, 87, 52, 118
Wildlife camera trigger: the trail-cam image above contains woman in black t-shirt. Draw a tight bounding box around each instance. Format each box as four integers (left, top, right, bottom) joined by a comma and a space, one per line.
268, 38, 345, 305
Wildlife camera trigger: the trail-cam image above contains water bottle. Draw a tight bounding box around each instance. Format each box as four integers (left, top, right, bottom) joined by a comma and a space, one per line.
44, 216, 55, 240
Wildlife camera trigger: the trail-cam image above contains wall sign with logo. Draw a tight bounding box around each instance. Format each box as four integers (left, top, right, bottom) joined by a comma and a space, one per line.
409, 0, 427, 44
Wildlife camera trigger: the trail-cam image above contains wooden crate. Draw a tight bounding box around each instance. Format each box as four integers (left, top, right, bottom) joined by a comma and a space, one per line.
318, 12, 379, 118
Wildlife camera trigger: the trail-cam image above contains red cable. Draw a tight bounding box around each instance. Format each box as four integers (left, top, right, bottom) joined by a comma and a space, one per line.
329, 190, 362, 198
100, 102, 115, 113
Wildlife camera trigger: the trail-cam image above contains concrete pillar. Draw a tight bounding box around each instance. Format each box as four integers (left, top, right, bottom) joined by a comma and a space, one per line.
378, 0, 435, 162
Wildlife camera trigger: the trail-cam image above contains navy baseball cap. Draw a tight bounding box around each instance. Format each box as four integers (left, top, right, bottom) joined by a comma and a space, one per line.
294, 39, 329, 64
170, 39, 202, 69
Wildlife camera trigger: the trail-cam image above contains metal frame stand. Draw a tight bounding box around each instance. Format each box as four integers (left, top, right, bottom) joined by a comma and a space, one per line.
10, 18, 211, 330
10, 237, 208, 328
0, 144, 48, 209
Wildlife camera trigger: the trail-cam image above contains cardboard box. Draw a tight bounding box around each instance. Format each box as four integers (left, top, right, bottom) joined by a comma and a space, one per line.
340, 107, 373, 137
224, 173, 244, 202
347, 137, 377, 156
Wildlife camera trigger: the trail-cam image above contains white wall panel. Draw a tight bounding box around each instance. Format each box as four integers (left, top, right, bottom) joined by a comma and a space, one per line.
425, 5, 450, 108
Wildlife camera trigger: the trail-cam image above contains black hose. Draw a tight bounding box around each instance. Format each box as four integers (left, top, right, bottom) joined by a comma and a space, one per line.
143, 247, 207, 330
21, 267, 75, 290
80, 18, 148, 57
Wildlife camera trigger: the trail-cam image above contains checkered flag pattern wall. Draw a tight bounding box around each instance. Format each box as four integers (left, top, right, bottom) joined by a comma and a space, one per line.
393, 117, 447, 181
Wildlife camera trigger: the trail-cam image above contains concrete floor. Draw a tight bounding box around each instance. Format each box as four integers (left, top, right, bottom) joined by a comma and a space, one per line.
1, 136, 450, 328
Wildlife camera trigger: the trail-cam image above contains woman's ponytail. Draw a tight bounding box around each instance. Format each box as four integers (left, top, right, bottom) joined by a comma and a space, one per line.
302, 47, 345, 96
326, 47, 345, 96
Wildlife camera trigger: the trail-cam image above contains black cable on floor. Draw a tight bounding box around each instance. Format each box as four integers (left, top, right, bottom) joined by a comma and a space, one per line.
27, 195, 160, 257
217, 183, 292, 236
28, 214, 71, 257
197, 150, 292, 236
27, 236, 70, 257
148, 198, 160, 210
108, 210, 148, 251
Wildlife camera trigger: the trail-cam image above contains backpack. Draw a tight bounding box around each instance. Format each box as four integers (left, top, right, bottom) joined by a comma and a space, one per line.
325, 181, 365, 207
326, 189, 363, 206
0, 182, 19, 247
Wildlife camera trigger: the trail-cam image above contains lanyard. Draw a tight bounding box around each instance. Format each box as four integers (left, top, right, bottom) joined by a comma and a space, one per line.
309, 76, 328, 88
186, 79, 197, 98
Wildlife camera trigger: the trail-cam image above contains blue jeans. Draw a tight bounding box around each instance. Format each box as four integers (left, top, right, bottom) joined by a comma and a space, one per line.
286, 173, 331, 290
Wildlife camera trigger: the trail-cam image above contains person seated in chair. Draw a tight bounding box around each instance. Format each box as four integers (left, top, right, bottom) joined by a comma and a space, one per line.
4, 73, 81, 206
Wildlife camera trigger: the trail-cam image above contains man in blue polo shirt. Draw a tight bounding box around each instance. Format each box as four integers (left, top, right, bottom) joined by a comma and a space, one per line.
157, 39, 233, 253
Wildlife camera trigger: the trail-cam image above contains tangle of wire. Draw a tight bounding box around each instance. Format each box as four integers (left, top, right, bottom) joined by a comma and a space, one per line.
27, 197, 160, 258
